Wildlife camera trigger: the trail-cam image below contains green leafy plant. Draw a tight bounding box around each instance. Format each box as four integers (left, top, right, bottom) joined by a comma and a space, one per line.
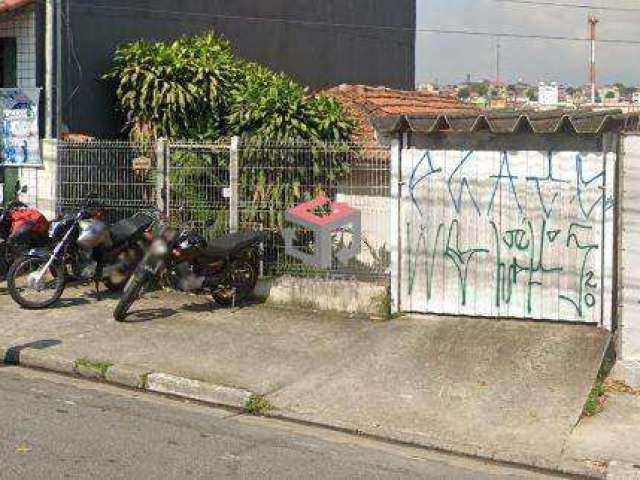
168, 149, 229, 236
244, 394, 273, 415
75, 358, 113, 378
105, 32, 354, 144
105, 33, 238, 142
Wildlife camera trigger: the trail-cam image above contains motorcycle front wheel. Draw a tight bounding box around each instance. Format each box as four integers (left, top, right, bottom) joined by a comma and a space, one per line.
211, 259, 258, 307
7, 256, 66, 309
113, 268, 152, 322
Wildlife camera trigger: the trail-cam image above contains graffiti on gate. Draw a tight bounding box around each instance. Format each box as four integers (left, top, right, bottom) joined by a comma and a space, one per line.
403, 150, 613, 320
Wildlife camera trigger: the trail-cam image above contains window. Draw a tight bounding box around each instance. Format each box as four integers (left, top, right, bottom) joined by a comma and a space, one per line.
0, 37, 17, 88
0, 37, 18, 204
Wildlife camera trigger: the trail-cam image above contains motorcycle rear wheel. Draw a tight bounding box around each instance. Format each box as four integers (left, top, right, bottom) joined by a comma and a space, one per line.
211, 259, 258, 307
0, 254, 8, 282
104, 246, 144, 292
7, 256, 66, 309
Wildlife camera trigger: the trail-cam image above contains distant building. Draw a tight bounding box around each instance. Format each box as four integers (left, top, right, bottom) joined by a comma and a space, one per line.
598, 86, 620, 104
511, 82, 531, 103
417, 83, 439, 94
633, 92, 640, 104
538, 82, 559, 106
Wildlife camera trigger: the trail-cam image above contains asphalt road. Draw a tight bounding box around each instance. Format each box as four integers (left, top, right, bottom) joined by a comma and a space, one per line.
0, 367, 571, 480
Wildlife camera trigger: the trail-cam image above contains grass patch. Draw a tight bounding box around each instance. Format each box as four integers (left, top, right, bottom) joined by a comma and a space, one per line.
582, 341, 616, 417
244, 395, 273, 416
75, 358, 113, 378
584, 382, 607, 417
139, 372, 152, 389
371, 287, 392, 321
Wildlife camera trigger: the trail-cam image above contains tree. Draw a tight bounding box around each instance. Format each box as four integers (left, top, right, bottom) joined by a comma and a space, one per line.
526, 88, 538, 101
473, 82, 489, 97
605, 91, 616, 100
457, 87, 471, 100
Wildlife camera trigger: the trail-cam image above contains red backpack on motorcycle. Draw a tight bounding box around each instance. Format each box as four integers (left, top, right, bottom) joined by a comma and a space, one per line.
10, 207, 49, 238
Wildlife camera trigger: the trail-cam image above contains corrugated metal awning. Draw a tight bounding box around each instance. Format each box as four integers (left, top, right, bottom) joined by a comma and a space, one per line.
373, 109, 640, 136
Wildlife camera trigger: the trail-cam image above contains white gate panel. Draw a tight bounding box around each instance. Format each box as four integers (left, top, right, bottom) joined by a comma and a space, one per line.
400, 149, 615, 326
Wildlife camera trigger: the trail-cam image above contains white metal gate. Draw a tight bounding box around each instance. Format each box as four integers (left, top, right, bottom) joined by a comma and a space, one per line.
397, 149, 615, 326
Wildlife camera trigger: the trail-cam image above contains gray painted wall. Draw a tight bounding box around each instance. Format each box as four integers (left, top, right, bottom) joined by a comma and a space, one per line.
60, 0, 416, 138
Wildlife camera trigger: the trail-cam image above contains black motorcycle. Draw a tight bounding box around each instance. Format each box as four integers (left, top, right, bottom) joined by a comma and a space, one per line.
113, 223, 265, 322
7, 196, 157, 309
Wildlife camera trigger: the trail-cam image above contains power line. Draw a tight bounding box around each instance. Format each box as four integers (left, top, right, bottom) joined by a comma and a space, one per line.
495, 0, 640, 13
71, 2, 640, 46
418, 26, 640, 45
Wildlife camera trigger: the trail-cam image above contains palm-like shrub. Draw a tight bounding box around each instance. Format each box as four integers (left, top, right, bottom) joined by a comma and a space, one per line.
105, 33, 238, 142
105, 33, 354, 143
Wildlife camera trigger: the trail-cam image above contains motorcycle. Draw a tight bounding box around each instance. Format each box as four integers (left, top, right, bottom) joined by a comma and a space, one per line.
0, 182, 50, 281
113, 221, 265, 322
7, 195, 158, 309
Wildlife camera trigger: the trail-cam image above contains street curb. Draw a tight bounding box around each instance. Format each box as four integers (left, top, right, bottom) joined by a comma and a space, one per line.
0, 346, 605, 479
260, 409, 607, 480
146, 373, 253, 409
0, 345, 253, 410
606, 461, 640, 479
106, 364, 152, 389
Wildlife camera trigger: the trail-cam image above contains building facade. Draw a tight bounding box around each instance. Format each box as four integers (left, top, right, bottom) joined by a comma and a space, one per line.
0, 0, 417, 139
538, 82, 559, 106
0, 1, 43, 204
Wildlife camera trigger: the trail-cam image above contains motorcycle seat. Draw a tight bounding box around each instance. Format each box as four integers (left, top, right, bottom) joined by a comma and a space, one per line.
111, 213, 155, 246
203, 231, 265, 258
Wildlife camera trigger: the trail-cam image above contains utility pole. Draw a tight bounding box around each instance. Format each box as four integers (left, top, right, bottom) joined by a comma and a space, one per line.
45, 0, 54, 138
496, 36, 501, 85
589, 16, 599, 105
55, 0, 62, 138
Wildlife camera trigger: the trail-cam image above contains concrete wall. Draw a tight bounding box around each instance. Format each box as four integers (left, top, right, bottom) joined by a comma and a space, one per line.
11, 140, 57, 220
614, 134, 640, 387
255, 275, 389, 317
60, 0, 416, 138
393, 148, 616, 327
336, 193, 391, 267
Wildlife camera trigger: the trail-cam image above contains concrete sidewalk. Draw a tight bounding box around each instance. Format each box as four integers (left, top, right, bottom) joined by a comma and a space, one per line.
563, 386, 640, 480
0, 284, 612, 477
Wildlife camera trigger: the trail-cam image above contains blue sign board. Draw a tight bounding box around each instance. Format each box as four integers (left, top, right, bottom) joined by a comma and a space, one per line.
0, 88, 41, 166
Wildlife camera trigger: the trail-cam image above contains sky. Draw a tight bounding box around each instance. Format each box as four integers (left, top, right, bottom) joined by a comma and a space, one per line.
416, 0, 640, 86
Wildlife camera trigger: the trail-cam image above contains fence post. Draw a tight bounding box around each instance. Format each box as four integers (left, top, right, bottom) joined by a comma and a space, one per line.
155, 138, 168, 215
40, 138, 58, 220
390, 136, 403, 315
229, 136, 240, 233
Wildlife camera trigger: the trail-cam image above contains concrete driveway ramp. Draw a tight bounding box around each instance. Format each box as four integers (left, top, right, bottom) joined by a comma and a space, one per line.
270, 317, 610, 470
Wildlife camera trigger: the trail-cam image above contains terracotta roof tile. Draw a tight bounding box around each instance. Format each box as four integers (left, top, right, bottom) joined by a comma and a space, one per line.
0, 0, 32, 14
325, 84, 473, 143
